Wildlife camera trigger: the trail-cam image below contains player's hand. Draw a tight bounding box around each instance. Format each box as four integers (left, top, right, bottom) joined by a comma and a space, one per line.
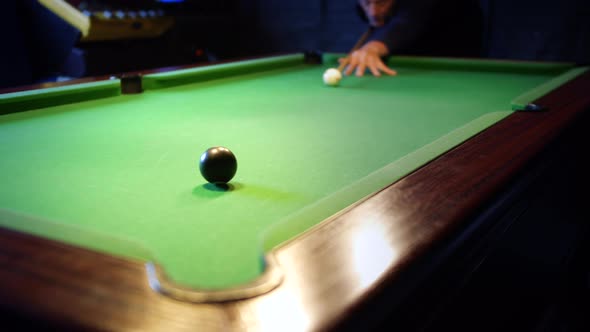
339, 41, 397, 77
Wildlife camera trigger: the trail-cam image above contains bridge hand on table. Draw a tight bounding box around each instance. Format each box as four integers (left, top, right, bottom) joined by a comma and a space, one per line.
339, 41, 397, 77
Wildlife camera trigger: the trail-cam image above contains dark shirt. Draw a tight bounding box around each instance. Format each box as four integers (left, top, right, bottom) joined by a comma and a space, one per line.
1, 0, 80, 89
360, 0, 483, 57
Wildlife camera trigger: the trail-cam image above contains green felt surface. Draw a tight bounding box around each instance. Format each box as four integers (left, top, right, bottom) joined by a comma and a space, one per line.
0, 54, 579, 289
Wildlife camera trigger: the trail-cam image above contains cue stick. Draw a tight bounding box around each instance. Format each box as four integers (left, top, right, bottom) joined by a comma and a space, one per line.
38, 0, 90, 37
337, 26, 375, 72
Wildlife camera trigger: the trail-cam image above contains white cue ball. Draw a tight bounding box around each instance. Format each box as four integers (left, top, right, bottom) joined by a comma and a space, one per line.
323, 68, 342, 86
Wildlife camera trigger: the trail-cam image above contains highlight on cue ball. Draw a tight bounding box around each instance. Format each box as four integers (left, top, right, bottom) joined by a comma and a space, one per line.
323, 68, 342, 86
199, 147, 237, 184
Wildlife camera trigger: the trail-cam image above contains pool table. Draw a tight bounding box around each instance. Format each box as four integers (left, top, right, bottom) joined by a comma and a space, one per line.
0, 53, 589, 331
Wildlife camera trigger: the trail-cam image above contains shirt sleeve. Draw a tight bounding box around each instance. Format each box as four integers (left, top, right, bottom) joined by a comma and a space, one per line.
19, 0, 81, 78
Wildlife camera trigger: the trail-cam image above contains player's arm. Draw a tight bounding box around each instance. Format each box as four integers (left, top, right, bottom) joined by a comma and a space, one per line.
21, 0, 84, 78
38, 0, 89, 36
344, 0, 440, 77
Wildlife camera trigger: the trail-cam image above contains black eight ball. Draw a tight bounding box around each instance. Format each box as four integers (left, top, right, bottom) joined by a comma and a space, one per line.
199, 147, 237, 184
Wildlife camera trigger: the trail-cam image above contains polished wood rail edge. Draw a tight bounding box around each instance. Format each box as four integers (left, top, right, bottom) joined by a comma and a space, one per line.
312, 70, 590, 330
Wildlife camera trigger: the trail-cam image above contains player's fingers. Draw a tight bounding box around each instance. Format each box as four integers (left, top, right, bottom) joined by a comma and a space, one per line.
355, 53, 369, 77
376, 60, 397, 76
345, 57, 358, 76
340, 57, 351, 73
344, 51, 359, 75
367, 58, 382, 77
356, 61, 367, 77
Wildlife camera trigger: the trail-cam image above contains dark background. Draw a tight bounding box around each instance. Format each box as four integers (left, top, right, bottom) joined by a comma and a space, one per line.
71, 0, 590, 76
